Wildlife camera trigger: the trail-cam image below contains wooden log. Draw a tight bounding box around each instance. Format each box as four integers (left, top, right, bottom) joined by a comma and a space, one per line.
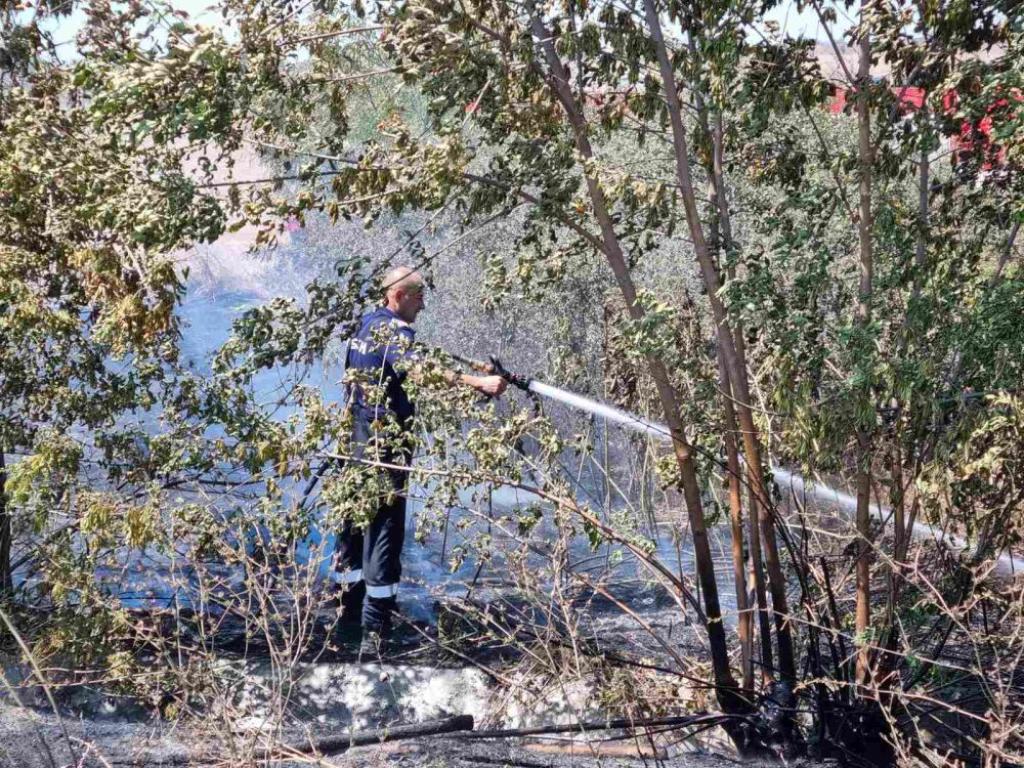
460, 713, 732, 739
105, 714, 475, 765
287, 714, 475, 756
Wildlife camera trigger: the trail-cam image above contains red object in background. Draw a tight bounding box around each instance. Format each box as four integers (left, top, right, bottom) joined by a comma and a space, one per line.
894, 85, 925, 110
829, 83, 1021, 171
943, 87, 1023, 170
828, 86, 847, 114
827, 84, 924, 115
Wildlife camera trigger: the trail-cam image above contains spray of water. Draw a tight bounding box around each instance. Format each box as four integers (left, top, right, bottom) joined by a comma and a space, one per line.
524, 378, 1023, 578
527, 380, 672, 440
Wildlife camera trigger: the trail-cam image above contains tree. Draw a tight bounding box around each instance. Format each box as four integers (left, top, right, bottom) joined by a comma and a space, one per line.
0, 4, 221, 594
4, 0, 1024, 762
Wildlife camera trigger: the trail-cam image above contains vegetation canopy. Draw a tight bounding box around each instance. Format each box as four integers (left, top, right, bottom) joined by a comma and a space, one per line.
1, 0, 1023, 764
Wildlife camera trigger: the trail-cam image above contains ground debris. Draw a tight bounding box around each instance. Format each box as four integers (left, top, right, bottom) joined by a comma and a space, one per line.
0, 700, 828, 768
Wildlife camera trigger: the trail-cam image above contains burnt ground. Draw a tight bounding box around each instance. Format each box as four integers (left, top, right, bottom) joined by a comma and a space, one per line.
0, 514, 865, 768
0, 594, 801, 768
0, 703, 825, 768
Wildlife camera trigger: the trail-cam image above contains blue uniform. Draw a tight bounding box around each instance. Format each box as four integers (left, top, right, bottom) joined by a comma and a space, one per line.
347, 307, 417, 425
333, 307, 417, 633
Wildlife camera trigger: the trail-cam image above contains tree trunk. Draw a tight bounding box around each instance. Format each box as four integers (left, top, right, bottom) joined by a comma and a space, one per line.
709, 110, 769, 690
644, 0, 796, 685
702, 108, 754, 692
0, 449, 10, 597
717, 354, 755, 691
709, 112, 775, 685
526, 8, 744, 714
854, 25, 875, 687
913, 144, 929, 302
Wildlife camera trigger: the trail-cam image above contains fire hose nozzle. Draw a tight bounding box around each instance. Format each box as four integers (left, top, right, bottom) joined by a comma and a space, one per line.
489, 355, 532, 391
449, 350, 532, 392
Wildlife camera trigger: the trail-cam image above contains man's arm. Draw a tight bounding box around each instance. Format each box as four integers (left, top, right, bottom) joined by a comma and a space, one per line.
457, 372, 508, 397
389, 330, 507, 398
439, 368, 507, 397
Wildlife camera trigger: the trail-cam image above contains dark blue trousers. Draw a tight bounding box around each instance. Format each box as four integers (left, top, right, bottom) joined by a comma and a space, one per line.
333, 414, 409, 633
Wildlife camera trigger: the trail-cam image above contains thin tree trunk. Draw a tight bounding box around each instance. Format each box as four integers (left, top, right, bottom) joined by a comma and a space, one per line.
703, 107, 753, 692
913, 145, 929, 301
0, 449, 10, 597
743, 432, 773, 679
905, 141, 929, 558
526, 9, 744, 713
717, 355, 754, 691
854, 25, 875, 688
897, 142, 930, 566
643, 0, 796, 685
876, 105, 932, 695
724, 302, 774, 683
709, 114, 773, 684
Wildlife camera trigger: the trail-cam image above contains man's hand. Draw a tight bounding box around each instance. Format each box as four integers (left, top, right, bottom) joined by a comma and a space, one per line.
466, 374, 508, 397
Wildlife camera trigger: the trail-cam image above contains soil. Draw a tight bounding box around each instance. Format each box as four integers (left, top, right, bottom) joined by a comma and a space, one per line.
0, 516, 811, 768
0, 604, 819, 768
0, 701, 829, 768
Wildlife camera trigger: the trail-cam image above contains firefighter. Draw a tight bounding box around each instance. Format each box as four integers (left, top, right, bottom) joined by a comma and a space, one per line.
333, 266, 507, 655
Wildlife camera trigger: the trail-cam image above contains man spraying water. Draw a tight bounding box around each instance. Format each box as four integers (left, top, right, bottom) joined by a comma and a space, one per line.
331, 266, 1023, 661
332, 266, 507, 656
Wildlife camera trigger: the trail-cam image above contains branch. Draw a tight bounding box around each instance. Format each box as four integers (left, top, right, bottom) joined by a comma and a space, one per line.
275, 715, 474, 757
279, 24, 384, 46
990, 219, 1021, 285
460, 171, 608, 256
808, 0, 857, 86
320, 450, 705, 618
317, 66, 401, 84
459, 713, 744, 739
233, 140, 608, 255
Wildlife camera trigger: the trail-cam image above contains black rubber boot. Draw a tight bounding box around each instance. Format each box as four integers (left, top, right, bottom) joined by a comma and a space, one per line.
330, 582, 365, 647
338, 581, 366, 625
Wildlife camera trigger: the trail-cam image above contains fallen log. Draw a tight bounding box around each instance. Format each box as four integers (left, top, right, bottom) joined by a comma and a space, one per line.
104, 714, 475, 765
458, 713, 734, 739
283, 713, 475, 756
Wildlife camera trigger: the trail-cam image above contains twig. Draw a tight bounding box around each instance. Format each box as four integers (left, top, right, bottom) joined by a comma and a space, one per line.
270, 714, 475, 757
281, 24, 385, 46
459, 713, 742, 739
